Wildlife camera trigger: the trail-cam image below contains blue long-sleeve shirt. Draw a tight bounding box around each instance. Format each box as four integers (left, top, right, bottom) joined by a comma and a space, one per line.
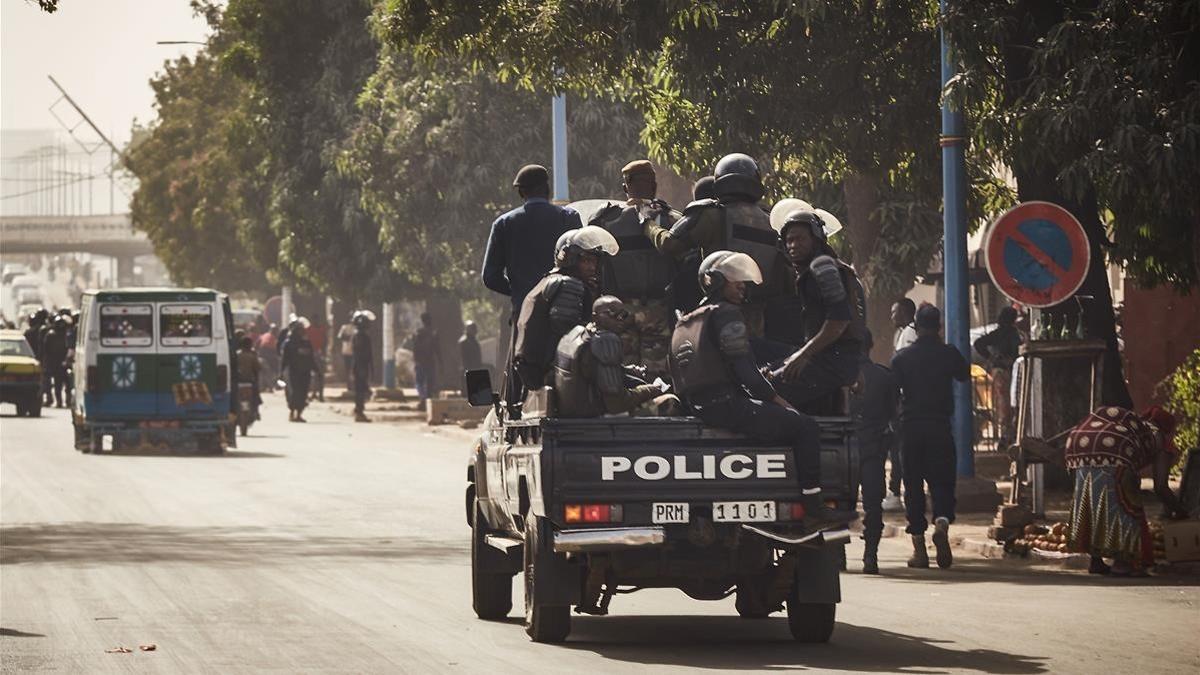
481, 198, 581, 313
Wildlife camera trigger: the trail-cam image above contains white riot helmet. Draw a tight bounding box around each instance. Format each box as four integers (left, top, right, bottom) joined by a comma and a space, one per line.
554, 225, 620, 270
698, 250, 763, 293
771, 199, 844, 243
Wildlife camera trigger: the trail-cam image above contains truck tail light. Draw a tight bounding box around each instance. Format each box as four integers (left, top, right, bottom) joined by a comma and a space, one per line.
564, 504, 624, 524
87, 366, 98, 393
216, 365, 228, 392
777, 502, 807, 521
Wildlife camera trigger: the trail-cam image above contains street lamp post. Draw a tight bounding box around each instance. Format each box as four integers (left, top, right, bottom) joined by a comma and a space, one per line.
939, 0, 974, 477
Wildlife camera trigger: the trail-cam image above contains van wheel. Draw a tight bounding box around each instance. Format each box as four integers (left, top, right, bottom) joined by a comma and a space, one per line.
28, 398, 41, 418
471, 499, 513, 620
786, 598, 836, 643
524, 515, 570, 643
15, 401, 27, 417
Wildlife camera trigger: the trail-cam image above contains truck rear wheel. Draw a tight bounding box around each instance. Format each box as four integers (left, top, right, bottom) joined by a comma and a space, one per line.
786, 598, 836, 643
523, 515, 570, 643
471, 500, 513, 620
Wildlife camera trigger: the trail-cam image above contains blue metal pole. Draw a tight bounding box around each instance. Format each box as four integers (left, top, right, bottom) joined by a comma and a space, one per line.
551, 92, 569, 201
940, 0, 974, 477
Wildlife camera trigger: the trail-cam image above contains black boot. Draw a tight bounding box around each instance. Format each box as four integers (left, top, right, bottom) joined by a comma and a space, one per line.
932, 517, 953, 569
863, 533, 881, 574
800, 493, 856, 532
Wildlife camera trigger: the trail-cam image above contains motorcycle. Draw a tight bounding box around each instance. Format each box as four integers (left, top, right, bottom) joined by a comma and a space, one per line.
237, 381, 258, 436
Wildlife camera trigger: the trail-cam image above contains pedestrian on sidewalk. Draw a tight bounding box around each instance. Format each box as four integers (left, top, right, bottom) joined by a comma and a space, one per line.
974, 306, 1021, 447
411, 312, 440, 408
458, 321, 483, 394
891, 305, 970, 569
1065, 405, 1187, 576
337, 320, 356, 386
351, 310, 375, 423
851, 330, 899, 574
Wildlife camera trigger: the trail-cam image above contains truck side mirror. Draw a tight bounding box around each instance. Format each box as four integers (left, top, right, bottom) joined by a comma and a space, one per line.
465, 369, 498, 408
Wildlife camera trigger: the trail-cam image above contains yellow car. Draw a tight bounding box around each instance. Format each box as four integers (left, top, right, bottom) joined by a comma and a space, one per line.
0, 329, 43, 417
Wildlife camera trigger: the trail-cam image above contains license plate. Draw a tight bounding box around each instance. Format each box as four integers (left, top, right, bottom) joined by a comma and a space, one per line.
712, 501, 776, 523
651, 502, 690, 524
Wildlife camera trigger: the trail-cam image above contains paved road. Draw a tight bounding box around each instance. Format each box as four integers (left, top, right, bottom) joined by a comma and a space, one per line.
3, 394, 1198, 673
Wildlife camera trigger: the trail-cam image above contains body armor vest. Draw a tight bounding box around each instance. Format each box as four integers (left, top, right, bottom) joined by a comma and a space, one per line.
596, 204, 674, 300
514, 273, 588, 380
669, 303, 737, 397
552, 324, 606, 418
722, 201, 779, 285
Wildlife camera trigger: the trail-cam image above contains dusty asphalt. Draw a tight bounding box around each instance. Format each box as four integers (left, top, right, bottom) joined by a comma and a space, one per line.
2, 392, 1198, 673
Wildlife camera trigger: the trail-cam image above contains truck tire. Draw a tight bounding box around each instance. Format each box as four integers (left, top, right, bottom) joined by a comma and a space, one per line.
471, 500, 513, 620
523, 515, 570, 643
786, 598, 836, 643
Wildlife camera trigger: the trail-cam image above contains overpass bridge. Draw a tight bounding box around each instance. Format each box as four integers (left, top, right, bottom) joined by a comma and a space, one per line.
0, 213, 154, 285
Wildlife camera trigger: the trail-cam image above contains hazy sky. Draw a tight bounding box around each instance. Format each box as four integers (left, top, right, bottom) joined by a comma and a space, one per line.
1, 0, 210, 147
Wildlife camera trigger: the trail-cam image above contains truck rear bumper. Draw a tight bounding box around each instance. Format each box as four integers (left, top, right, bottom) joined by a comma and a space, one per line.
553, 526, 666, 553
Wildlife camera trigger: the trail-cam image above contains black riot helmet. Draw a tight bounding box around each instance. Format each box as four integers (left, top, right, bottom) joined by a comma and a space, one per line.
713, 153, 764, 202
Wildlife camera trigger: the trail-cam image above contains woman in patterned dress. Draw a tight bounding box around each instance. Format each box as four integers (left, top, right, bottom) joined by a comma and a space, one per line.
1064, 406, 1187, 576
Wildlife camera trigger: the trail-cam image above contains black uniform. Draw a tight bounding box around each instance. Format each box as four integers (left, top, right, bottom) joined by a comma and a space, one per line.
40, 326, 69, 407
670, 300, 822, 491
281, 334, 316, 413
851, 360, 899, 546
891, 335, 970, 535
351, 327, 373, 415
512, 271, 590, 394
758, 256, 864, 412
553, 323, 661, 418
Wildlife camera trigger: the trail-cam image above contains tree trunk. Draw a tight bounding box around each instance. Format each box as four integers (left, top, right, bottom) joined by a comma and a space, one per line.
841, 171, 894, 363
1001, 2, 1132, 409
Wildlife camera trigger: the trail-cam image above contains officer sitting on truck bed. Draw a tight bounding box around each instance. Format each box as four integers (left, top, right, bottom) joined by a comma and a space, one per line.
513, 226, 619, 398
758, 202, 865, 414
553, 295, 681, 418
669, 250, 854, 531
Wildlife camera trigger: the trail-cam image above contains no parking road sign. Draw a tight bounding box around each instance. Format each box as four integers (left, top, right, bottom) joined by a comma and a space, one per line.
983, 201, 1091, 308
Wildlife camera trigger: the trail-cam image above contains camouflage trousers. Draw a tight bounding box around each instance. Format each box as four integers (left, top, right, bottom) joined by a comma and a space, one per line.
620, 299, 672, 381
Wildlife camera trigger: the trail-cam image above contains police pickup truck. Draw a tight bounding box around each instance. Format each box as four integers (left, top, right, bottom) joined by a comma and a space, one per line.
464, 369, 858, 644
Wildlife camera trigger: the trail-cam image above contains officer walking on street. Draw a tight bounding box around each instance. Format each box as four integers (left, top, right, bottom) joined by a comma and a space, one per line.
590, 159, 678, 379
481, 164, 583, 403
351, 310, 375, 423
891, 304, 970, 570
851, 331, 899, 573
670, 250, 852, 531
512, 226, 619, 397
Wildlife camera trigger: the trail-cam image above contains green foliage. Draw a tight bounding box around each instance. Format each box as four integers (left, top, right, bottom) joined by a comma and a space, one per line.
127, 53, 275, 293
338, 42, 645, 296
1159, 348, 1200, 456
379, 0, 1010, 350
945, 0, 1200, 290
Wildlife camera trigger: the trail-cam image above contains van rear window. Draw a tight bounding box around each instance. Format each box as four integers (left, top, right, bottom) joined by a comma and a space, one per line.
100, 304, 154, 347
160, 304, 213, 346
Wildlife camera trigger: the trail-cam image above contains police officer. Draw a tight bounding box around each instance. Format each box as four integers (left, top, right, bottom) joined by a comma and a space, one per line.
512, 226, 619, 396
644, 154, 785, 335
482, 164, 583, 403
764, 203, 865, 413
670, 251, 852, 530
891, 304, 970, 569
851, 330, 899, 574
350, 310, 375, 422
40, 315, 70, 408
553, 296, 675, 418
589, 160, 678, 379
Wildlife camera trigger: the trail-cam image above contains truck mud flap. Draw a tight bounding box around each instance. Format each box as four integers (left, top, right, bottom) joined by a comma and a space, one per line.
789, 545, 842, 605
